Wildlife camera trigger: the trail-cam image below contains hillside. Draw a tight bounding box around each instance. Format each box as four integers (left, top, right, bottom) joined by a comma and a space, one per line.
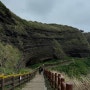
84, 32, 90, 44
0, 1, 90, 72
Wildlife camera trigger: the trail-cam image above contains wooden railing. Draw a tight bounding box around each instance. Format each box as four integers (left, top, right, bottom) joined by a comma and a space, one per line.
44, 69, 73, 90
0, 70, 37, 90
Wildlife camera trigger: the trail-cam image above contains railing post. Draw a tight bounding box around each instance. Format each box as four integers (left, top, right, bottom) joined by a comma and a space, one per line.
26, 74, 28, 82
52, 73, 54, 88
1, 78, 4, 90
58, 74, 61, 90
51, 72, 53, 87
19, 76, 22, 86
28, 74, 30, 81
61, 78, 66, 90
66, 83, 73, 90
49, 71, 51, 80
55, 73, 57, 88
12, 76, 15, 90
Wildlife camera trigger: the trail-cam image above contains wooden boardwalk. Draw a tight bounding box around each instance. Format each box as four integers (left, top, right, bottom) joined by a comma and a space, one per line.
22, 72, 47, 90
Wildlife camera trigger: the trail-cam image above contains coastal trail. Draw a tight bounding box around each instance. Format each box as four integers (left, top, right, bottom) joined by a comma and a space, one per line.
22, 72, 47, 90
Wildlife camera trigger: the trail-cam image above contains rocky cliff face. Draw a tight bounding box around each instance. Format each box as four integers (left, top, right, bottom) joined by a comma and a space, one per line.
0, 1, 90, 69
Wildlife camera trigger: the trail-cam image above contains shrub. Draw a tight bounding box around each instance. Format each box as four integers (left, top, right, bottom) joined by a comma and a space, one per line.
0, 42, 22, 74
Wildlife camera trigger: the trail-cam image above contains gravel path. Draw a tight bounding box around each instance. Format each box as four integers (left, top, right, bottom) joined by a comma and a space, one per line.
22, 72, 47, 90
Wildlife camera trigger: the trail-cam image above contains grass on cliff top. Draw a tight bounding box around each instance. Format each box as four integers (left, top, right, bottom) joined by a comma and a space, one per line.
28, 21, 79, 32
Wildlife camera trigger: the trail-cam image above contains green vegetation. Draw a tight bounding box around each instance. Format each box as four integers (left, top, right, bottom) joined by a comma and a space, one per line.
52, 39, 66, 59
51, 58, 90, 78
29, 59, 63, 69
17, 68, 32, 74
0, 42, 22, 74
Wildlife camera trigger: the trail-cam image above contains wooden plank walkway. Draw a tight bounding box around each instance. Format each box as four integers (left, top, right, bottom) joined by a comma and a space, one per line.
22, 72, 47, 90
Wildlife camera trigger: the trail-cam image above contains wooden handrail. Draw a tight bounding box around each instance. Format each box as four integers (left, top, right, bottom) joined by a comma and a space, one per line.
44, 69, 73, 90
0, 70, 37, 90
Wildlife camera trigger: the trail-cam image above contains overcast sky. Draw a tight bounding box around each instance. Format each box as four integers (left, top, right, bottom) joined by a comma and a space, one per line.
1, 0, 90, 32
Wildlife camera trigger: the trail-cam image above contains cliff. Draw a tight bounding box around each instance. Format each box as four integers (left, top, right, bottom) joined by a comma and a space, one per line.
0, 1, 90, 69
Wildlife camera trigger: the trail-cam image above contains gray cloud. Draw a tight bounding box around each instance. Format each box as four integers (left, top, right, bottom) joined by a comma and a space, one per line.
0, 0, 90, 32
26, 0, 55, 15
